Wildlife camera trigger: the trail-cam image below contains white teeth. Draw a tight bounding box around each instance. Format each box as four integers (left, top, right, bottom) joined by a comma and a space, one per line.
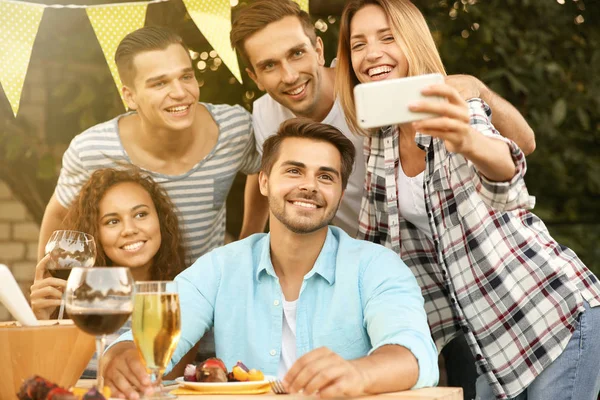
292, 201, 317, 209
122, 241, 144, 252
368, 66, 392, 77
166, 105, 189, 113
287, 84, 306, 96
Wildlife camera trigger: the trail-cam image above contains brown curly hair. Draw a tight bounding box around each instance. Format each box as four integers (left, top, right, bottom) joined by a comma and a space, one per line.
62, 167, 186, 280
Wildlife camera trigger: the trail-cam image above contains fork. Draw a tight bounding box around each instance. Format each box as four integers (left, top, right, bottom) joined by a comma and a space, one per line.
268, 379, 288, 394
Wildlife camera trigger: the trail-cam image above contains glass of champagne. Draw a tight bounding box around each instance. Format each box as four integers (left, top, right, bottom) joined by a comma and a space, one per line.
132, 281, 181, 399
45, 230, 96, 319
65, 267, 134, 390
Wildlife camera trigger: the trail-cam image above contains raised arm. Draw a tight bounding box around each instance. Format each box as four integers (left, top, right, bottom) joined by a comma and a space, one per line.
238, 174, 269, 239
445, 74, 536, 155
37, 193, 68, 260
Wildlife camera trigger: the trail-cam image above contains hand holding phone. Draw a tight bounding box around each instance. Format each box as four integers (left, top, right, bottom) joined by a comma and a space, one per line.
354, 73, 445, 129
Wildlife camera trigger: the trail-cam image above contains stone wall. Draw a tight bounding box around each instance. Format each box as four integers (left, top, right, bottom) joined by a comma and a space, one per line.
0, 179, 40, 322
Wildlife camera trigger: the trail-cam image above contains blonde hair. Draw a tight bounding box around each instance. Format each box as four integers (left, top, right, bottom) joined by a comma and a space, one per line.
335, 0, 446, 136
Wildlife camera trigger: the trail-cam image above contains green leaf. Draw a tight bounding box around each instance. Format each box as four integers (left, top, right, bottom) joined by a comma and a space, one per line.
576, 108, 590, 130
505, 72, 529, 94
552, 99, 567, 126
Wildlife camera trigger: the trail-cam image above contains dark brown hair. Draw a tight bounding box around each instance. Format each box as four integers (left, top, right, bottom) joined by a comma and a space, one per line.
115, 26, 191, 86
261, 118, 356, 190
230, 0, 317, 70
63, 167, 186, 280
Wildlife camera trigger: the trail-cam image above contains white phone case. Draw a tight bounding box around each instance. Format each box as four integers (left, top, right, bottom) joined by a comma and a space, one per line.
354, 73, 445, 129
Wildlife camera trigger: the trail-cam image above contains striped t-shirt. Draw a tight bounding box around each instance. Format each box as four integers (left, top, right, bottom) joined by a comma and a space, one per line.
55, 103, 261, 263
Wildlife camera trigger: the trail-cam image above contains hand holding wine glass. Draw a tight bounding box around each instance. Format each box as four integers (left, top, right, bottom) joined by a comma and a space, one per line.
30, 254, 67, 320
132, 281, 181, 399
66, 267, 134, 391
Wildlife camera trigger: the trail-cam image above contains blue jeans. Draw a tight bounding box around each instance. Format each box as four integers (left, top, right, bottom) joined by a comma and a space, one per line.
476, 301, 600, 400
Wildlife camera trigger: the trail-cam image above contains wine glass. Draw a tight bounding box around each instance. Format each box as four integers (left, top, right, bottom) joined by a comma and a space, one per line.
132, 281, 181, 399
65, 267, 134, 391
45, 230, 96, 319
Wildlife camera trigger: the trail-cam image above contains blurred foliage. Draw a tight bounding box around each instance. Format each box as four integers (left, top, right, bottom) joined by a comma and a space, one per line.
0, 0, 597, 272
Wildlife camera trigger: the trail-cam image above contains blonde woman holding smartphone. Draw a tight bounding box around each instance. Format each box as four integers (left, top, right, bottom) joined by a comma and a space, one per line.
335, 1, 600, 399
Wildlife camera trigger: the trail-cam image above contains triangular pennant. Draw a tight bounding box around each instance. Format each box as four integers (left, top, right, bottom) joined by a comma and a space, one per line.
293, 0, 309, 12
0, 1, 45, 117
182, 0, 242, 83
86, 3, 148, 109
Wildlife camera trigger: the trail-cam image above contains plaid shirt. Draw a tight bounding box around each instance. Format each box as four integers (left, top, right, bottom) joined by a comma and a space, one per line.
358, 99, 600, 399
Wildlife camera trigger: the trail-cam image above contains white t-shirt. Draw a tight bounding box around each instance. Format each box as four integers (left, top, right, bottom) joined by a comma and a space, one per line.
396, 164, 432, 239
277, 299, 298, 379
252, 95, 365, 237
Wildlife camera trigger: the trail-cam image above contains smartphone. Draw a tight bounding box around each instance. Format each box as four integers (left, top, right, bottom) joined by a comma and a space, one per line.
354, 73, 445, 129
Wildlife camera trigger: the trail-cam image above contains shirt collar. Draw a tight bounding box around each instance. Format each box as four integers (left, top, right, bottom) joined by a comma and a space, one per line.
255, 227, 338, 285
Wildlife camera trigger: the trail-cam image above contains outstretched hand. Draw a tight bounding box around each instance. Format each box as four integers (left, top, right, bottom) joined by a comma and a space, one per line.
409, 83, 476, 155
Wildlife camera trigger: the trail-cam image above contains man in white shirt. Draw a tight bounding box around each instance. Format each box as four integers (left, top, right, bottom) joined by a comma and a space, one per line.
231, 0, 536, 240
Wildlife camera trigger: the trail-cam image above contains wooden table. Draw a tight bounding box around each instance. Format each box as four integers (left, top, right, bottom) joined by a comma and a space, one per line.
77, 380, 462, 399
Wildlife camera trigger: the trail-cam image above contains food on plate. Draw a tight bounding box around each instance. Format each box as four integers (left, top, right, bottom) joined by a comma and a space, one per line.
232, 361, 250, 381
183, 364, 198, 382
183, 358, 265, 383
195, 358, 228, 382
17, 375, 109, 400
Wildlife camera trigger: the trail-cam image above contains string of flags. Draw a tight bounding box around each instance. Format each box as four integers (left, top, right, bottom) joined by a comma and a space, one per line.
0, 0, 310, 117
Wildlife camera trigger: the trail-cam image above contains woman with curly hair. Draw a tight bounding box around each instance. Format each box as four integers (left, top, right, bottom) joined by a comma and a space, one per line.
30, 167, 187, 378
30, 166, 186, 319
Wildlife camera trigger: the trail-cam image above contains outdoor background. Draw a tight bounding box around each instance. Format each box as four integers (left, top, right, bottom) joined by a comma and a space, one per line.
0, 0, 598, 292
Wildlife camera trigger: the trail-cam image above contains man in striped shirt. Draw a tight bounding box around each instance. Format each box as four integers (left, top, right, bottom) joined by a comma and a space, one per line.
37, 27, 261, 264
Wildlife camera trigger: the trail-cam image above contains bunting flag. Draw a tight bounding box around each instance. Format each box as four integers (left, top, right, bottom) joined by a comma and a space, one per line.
0, 1, 44, 117
293, 0, 309, 12
182, 0, 242, 83
86, 3, 148, 108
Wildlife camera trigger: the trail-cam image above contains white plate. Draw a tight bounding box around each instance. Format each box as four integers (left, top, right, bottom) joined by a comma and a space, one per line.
174, 376, 275, 394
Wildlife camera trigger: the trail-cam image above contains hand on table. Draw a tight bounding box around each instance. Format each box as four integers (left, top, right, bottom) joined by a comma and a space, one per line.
283, 347, 367, 398
104, 343, 152, 400
30, 254, 66, 320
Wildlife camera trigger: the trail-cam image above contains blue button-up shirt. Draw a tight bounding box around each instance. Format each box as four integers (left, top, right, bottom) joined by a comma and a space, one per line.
114, 227, 438, 388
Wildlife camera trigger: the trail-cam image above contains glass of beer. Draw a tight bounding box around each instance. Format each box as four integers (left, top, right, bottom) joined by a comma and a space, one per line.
45, 230, 96, 319
132, 281, 181, 399
65, 267, 134, 391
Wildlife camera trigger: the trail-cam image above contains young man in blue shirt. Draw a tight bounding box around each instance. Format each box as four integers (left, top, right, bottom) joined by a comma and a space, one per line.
103, 119, 438, 399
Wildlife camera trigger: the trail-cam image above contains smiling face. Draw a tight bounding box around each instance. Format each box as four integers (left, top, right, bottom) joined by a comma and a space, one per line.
123, 44, 199, 132
259, 137, 344, 235
244, 16, 327, 119
349, 4, 409, 83
98, 182, 162, 272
